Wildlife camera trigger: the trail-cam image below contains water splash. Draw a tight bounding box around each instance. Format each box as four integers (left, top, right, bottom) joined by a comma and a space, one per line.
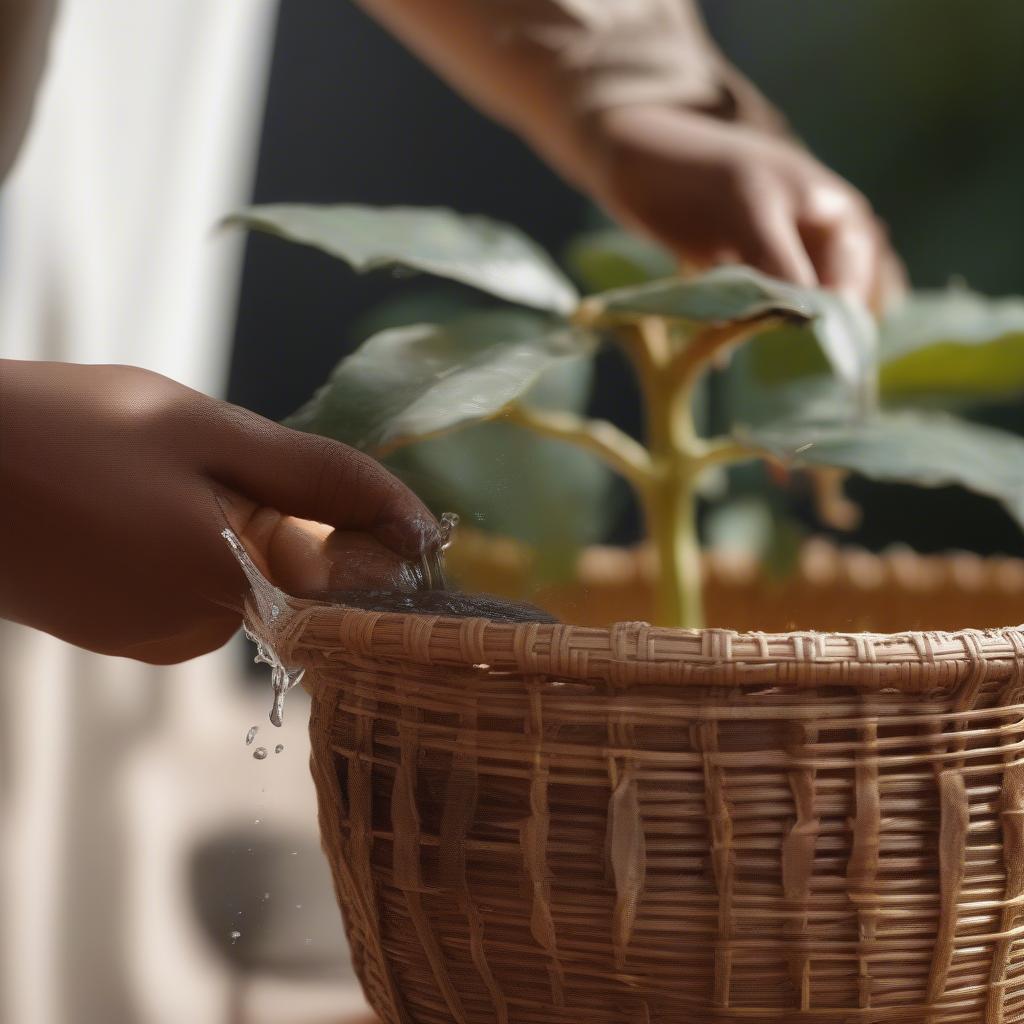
223, 517, 460, 729
243, 623, 305, 728
230, 930, 241, 944
222, 529, 305, 727
417, 511, 459, 588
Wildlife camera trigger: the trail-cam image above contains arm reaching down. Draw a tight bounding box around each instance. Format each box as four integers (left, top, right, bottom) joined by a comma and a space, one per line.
357, 0, 903, 307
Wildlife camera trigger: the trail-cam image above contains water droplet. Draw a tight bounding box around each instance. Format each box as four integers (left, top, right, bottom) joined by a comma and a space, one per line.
245, 725, 258, 746
417, 511, 459, 589
253, 747, 268, 761
275, 744, 284, 754
268, 665, 304, 728
230, 930, 241, 944
290, 850, 298, 856
304, 937, 312, 945
295, 904, 302, 910
254, 818, 262, 825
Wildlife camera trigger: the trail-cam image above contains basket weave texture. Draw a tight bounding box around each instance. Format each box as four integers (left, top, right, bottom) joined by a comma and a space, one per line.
270, 601, 1024, 1024
446, 531, 1024, 633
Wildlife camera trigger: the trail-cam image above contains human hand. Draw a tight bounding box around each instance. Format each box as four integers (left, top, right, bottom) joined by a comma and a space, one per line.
0, 360, 438, 664
590, 104, 905, 311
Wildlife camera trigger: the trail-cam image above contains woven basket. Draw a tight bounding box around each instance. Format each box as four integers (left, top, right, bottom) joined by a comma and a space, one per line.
446, 531, 1024, 633
264, 600, 1024, 1024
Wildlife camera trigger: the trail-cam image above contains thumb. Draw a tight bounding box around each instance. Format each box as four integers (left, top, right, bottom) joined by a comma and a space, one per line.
205, 405, 438, 561
214, 504, 414, 598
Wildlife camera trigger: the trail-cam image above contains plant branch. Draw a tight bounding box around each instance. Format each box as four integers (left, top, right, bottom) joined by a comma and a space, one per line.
691, 437, 762, 471
668, 314, 789, 393
503, 403, 655, 490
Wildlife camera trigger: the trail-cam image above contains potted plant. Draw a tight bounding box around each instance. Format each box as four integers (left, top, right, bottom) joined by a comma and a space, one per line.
226, 205, 1024, 1024
229, 204, 1024, 631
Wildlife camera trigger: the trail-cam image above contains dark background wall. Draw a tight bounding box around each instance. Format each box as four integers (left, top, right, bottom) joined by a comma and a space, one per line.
227, 0, 587, 425
228, 0, 1024, 556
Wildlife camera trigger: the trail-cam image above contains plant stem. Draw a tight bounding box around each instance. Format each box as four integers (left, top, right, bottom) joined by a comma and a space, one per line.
503, 316, 763, 630
646, 462, 703, 629
630, 320, 706, 628
623, 318, 773, 628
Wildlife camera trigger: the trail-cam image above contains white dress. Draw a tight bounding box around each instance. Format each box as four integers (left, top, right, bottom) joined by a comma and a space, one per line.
0, 3, 367, 1021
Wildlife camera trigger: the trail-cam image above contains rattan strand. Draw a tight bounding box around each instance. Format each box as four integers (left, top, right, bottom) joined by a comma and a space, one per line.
260, 598, 1024, 1023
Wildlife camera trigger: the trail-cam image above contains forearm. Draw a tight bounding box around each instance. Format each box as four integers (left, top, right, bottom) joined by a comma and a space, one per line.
355, 0, 784, 196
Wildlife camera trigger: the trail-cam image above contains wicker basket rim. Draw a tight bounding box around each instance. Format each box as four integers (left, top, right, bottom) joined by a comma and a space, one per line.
267, 597, 1024, 694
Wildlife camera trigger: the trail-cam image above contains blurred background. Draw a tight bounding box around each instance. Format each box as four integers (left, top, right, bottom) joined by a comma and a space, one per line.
232, 0, 1024, 559
2, 1, 1022, 1022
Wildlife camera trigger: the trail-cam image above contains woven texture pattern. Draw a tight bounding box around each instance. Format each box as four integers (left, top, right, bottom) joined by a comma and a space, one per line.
446, 532, 1024, 633
270, 603, 1024, 1024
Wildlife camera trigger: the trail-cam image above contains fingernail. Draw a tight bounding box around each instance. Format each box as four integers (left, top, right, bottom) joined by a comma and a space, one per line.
376, 512, 440, 562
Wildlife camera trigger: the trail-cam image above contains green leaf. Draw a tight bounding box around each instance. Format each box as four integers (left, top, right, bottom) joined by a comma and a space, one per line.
592, 265, 877, 393
880, 287, 1024, 399
728, 371, 861, 431
739, 325, 830, 384
594, 265, 816, 323
226, 203, 579, 315
745, 411, 1024, 529
285, 310, 596, 453
563, 228, 675, 292
348, 284, 477, 343
881, 287, 1024, 359
385, 357, 616, 574
808, 290, 878, 400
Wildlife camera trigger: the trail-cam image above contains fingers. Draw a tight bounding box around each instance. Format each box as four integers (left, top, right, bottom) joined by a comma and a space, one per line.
246, 512, 414, 595
870, 233, 910, 315
801, 211, 906, 312
213, 492, 417, 604
743, 187, 818, 288
732, 163, 895, 309
206, 405, 439, 561
800, 215, 875, 304
233, 504, 336, 595
797, 182, 896, 309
